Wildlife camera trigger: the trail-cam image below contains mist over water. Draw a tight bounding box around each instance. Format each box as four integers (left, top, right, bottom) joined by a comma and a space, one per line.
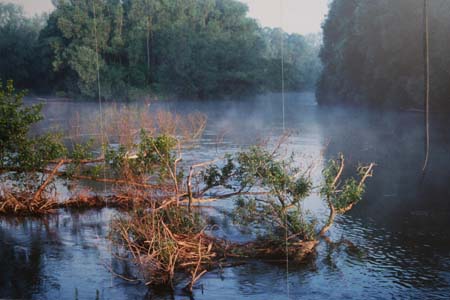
2, 92, 450, 299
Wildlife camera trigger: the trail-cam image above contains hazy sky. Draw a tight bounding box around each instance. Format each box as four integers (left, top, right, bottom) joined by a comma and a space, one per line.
4, 0, 54, 15
4, 0, 329, 34
241, 0, 329, 34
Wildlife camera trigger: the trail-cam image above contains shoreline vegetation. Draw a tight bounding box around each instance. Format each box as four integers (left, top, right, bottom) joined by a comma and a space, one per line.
316, 0, 448, 110
0, 81, 374, 291
0, 0, 321, 101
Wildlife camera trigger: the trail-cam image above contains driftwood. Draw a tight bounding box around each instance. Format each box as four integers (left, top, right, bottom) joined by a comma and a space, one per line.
33, 160, 64, 203
0, 186, 58, 215
236, 239, 319, 262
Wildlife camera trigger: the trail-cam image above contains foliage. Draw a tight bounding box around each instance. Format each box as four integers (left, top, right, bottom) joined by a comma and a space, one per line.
319, 153, 374, 239
1, 1, 322, 99
136, 131, 178, 177
202, 146, 314, 241
203, 146, 311, 196
14, 133, 66, 172
321, 155, 366, 211
201, 146, 373, 242
261, 29, 322, 91
0, 80, 66, 171
0, 4, 49, 91
105, 145, 361, 290
317, 0, 450, 109
105, 144, 128, 176
65, 139, 96, 177
105, 130, 178, 181
0, 80, 41, 154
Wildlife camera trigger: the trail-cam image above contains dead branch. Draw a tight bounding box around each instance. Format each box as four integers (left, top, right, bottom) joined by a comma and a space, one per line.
358, 163, 375, 189
33, 160, 64, 203
333, 154, 345, 187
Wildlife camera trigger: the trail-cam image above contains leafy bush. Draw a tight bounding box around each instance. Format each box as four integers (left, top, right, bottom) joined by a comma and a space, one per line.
0, 80, 66, 171
201, 146, 374, 242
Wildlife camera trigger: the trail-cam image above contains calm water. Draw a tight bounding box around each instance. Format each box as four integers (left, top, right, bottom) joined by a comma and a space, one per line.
1, 92, 450, 299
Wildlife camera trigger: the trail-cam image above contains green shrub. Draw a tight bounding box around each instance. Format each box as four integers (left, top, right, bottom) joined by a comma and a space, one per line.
0, 80, 66, 171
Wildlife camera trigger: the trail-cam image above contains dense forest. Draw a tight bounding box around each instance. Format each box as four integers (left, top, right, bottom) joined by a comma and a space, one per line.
317, 0, 450, 110
0, 0, 321, 100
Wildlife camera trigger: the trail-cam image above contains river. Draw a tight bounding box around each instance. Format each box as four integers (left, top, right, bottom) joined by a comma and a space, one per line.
1, 92, 449, 299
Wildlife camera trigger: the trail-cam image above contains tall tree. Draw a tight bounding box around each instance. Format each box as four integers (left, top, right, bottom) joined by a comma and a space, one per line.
3, 0, 323, 100
317, 0, 450, 110
0, 4, 47, 90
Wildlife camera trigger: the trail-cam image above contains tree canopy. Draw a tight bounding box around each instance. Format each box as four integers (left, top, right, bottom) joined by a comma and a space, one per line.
0, 3, 49, 91
0, 0, 321, 100
317, 0, 450, 110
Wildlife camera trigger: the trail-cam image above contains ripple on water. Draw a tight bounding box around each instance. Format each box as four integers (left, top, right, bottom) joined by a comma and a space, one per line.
2, 93, 449, 299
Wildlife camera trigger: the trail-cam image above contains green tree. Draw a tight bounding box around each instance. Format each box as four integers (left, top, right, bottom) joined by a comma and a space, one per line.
0, 80, 65, 171
260, 28, 322, 92
4, 0, 323, 100
0, 4, 48, 91
317, 0, 450, 109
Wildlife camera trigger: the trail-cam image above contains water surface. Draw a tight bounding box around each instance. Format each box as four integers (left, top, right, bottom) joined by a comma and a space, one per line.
2, 92, 450, 299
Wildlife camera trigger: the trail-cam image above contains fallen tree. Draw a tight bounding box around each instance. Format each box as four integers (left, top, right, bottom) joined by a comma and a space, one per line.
0, 81, 375, 292
108, 144, 374, 291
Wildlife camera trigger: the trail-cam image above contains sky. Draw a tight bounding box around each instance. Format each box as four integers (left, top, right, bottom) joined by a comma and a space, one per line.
240, 0, 329, 34
3, 0, 329, 35
4, 0, 54, 15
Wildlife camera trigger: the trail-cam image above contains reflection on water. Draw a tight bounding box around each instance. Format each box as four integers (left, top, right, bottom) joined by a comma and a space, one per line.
1, 92, 450, 299
0, 210, 148, 299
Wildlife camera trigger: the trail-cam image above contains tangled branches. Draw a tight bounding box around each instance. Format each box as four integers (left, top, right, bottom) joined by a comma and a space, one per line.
110, 205, 227, 291
1, 83, 376, 292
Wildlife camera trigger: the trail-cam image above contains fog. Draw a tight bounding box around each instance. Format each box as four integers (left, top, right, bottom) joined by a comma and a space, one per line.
15, 91, 449, 299
2, 0, 450, 298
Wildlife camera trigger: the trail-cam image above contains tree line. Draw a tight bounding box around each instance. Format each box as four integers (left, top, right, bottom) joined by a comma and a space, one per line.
0, 1, 321, 100
317, 0, 450, 110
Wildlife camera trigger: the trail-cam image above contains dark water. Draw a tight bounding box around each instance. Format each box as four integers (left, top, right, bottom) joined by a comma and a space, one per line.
2, 92, 450, 299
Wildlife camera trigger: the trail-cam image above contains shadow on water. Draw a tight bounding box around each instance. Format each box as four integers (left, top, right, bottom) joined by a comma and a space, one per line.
1, 92, 449, 299
0, 210, 149, 299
